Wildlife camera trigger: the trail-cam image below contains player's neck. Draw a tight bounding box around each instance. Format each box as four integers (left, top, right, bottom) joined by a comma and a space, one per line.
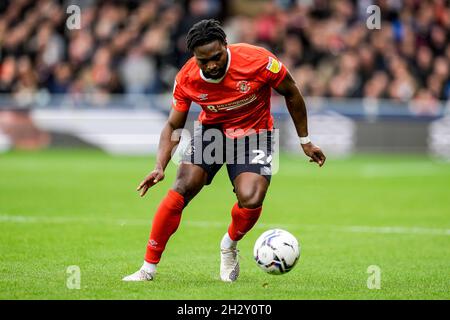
200, 48, 231, 84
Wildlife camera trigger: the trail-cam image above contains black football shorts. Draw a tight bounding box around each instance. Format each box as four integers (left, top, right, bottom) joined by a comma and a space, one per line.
180, 124, 275, 186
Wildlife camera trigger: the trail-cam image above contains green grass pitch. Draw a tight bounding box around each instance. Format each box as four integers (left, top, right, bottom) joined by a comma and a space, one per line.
0, 149, 449, 299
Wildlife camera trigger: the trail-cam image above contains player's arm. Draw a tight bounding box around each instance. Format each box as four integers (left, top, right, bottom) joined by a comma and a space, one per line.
274, 72, 326, 167
137, 109, 188, 197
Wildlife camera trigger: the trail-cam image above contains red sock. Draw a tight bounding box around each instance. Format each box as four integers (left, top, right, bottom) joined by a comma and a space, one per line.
144, 189, 184, 264
228, 203, 262, 241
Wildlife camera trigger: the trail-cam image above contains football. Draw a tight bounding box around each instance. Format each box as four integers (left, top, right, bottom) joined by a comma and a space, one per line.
253, 229, 300, 275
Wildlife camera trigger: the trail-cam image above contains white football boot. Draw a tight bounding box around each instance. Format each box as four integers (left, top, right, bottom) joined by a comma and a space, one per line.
122, 269, 155, 282
220, 248, 240, 282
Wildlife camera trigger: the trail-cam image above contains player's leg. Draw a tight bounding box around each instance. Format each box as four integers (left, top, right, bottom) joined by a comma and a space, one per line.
219, 131, 273, 282
122, 163, 208, 281
144, 163, 208, 263
228, 172, 268, 236
227, 130, 273, 236
219, 172, 270, 282
124, 122, 225, 281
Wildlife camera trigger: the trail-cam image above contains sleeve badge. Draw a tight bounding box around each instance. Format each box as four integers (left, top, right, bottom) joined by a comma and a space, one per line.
266, 57, 282, 74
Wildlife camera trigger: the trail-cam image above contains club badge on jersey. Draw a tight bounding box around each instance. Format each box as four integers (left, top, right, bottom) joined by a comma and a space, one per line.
236, 80, 251, 93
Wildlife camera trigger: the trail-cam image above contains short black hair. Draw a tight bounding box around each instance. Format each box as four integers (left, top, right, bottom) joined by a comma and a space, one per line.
186, 19, 227, 52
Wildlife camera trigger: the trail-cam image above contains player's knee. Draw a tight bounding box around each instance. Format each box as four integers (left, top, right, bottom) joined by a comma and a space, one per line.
173, 180, 191, 200
172, 180, 186, 197
172, 178, 203, 204
238, 189, 266, 209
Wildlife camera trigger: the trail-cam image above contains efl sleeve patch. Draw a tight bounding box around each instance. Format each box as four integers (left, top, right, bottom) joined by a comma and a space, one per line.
266, 57, 282, 74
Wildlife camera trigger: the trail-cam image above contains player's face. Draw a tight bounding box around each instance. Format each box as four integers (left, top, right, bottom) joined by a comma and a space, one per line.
193, 40, 228, 79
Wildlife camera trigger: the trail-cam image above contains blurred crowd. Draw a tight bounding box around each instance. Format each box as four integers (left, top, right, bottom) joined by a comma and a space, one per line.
0, 0, 449, 111
0, 0, 227, 101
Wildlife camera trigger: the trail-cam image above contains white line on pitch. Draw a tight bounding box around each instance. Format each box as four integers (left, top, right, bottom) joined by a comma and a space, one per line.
0, 214, 449, 236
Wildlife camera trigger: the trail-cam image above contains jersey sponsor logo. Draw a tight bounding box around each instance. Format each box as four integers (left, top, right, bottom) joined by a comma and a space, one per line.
266, 57, 282, 73
206, 105, 219, 112
204, 94, 257, 112
236, 80, 251, 93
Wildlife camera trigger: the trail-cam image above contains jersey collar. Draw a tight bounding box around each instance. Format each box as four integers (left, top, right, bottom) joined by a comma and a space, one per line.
200, 48, 231, 84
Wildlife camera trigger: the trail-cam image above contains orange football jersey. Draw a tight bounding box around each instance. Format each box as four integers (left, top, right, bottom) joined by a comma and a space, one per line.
171, 43, 288, 138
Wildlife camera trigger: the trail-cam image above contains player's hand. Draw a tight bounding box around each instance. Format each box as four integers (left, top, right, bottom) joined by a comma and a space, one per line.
301, 142, 326, 167
136, 167, 165, 197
